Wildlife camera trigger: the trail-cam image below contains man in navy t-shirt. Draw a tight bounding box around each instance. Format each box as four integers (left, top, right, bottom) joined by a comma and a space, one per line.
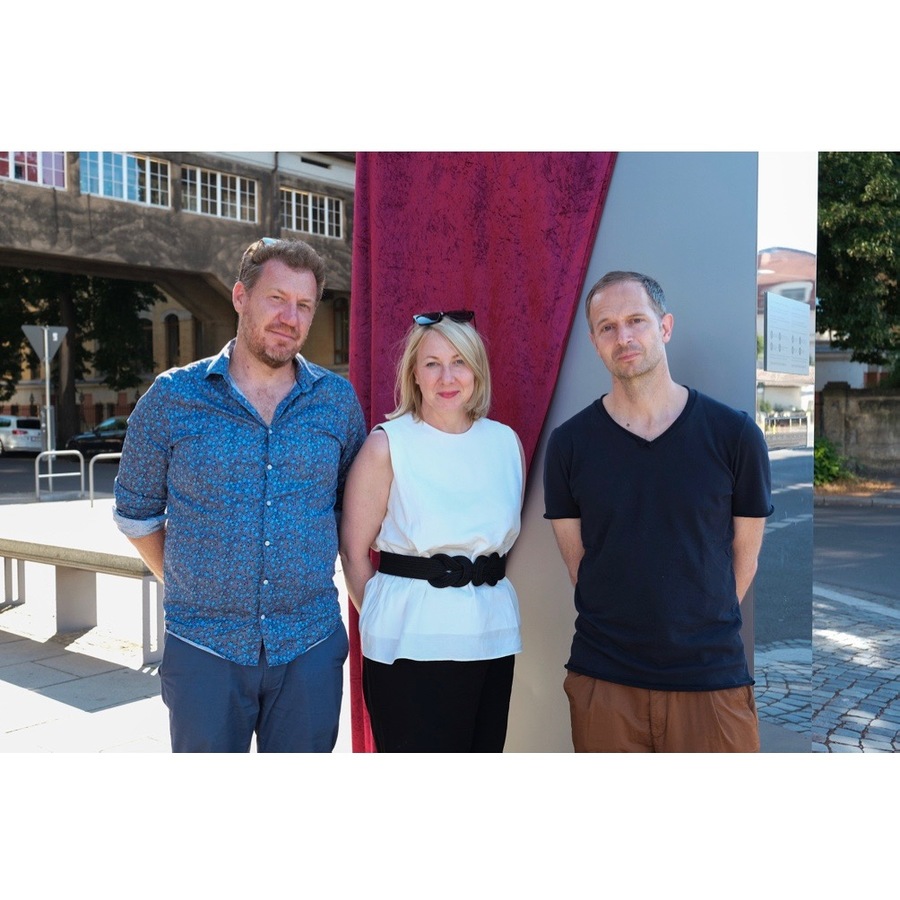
543, 271, 773, 752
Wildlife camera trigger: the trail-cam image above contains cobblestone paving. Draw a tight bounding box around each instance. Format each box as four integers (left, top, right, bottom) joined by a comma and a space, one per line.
811, 585, 900, 753
754, 639, 812, 737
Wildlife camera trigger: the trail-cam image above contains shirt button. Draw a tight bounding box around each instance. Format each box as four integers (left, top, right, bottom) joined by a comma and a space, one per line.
266, 464, 273, 471
260, 614, 266, 621
266, 500, 272, 507
264, 540, 271, 547
263, 579, 269, 585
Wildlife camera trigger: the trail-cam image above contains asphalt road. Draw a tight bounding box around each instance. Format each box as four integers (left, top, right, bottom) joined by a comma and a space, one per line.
753, 448, 814, 645
0, 452, 119, 503
814, 504, 900, 605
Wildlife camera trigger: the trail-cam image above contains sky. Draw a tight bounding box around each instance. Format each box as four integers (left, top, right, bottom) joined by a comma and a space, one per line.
758, 152, 820, 254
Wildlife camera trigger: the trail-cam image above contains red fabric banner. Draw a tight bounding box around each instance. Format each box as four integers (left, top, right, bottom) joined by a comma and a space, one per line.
346, 151, 617, 752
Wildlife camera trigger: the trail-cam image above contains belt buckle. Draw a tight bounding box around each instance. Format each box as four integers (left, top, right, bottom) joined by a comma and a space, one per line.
428, 553, 473, 588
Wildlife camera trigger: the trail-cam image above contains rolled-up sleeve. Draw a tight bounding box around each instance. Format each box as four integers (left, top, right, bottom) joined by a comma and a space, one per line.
113, 378, 171, 537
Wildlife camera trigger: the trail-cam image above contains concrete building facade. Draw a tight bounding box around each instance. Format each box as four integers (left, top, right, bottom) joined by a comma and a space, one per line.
0, 150, 355, 426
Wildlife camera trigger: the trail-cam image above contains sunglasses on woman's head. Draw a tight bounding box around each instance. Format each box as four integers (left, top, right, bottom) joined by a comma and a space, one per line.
412, 310, 476, 326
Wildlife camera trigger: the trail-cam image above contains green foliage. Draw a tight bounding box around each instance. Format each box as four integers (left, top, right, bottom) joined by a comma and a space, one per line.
0, 272, 25, 401
82, 277, 158, 389
885, 353, 900, 387
7, 268, 94, 381
817, 152, 900, 364
814, 437, 855, 485
0, 266, 159, 394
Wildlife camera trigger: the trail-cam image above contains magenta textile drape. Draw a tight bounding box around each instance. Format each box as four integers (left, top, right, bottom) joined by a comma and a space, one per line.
347, 152, 617, 752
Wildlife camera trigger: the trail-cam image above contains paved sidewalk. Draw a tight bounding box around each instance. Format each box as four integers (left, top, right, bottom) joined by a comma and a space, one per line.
0, 613, 356, 752
0, 495, 816, 754
0, 604, 814, 752
0, 495, 355, 752
4, 484, 893, 753
0, 626, 168, 752
810, 474, 900, 752
754, 638, 811, 744
811, 583, 900, 752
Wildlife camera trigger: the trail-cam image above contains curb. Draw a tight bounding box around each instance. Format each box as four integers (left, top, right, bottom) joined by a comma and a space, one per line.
813, 494, 900, 509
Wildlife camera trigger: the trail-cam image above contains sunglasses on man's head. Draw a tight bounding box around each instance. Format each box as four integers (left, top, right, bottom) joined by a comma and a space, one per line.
412, 310, 476, 327
242, 236, 281, 262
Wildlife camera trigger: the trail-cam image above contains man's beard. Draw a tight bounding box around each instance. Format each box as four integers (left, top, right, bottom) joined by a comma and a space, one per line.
242, 324, 302, 369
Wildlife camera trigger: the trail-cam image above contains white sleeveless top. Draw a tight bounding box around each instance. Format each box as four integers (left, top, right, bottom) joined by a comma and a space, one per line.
358, 413, 523, 663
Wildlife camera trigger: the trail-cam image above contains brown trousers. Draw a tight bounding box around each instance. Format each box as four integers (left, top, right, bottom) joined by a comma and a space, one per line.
564, 671, 760, 753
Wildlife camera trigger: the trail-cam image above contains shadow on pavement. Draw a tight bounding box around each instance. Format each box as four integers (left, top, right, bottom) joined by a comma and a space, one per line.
0, 627, 159, 714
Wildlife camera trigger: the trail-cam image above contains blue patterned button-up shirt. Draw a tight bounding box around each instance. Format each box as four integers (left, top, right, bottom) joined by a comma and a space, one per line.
113, 341, 366, 666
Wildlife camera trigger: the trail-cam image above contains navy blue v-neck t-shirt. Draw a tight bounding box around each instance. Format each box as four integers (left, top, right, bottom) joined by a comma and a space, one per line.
543, 388, 773, 691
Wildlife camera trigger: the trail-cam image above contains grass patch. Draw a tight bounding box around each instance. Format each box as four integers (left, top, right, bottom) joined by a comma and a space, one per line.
815, 476, 896, 496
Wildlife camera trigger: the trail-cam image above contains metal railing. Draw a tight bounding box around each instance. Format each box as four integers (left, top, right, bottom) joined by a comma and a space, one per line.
762, 412, 813, 450
89, 452, 123, 506
35, 450, 85, 500
31, 449, 122, 503
765, 412, 809, 430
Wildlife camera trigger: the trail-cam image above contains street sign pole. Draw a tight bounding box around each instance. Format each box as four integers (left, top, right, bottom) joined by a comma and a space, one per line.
22, 325, 68, 492
43, 327, 52, 458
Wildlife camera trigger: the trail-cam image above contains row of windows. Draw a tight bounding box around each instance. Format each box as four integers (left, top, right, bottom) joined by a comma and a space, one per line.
0, 152, 66, 187
280, 187, 343, 238
1, 152, 344, 238
182, 166, 257, 222
80, 152, 170, 206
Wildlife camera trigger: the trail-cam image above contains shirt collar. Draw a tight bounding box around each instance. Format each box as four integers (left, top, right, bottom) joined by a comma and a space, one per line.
205, 339, 324, 392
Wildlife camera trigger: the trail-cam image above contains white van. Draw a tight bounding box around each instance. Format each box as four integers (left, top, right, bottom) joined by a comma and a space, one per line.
0, 415, 42, 455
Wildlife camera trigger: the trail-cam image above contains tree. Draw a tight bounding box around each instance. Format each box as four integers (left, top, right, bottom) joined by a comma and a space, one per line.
0, 273, 25, 402
817, 151, 900, 366
0, 267, 161, 445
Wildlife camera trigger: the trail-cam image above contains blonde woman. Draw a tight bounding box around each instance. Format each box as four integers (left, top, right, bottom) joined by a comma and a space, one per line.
340, 311, 525, 752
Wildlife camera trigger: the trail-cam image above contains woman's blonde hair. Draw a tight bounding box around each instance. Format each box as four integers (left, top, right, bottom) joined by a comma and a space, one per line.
387, 317, 492, 422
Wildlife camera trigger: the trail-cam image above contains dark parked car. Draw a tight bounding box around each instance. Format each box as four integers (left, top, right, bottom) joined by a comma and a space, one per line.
66, 416, 129, 457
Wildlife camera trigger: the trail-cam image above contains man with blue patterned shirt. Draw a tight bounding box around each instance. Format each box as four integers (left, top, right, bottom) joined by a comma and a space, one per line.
114, 238, 366, 752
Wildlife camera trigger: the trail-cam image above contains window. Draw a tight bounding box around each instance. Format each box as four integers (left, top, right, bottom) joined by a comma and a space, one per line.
0, 152, 65, 187
280, 187, 343, 239
333, 297, 349, 365
140, 318, 154, 371
182, 166, 257, 222
79, 152, 170, 207
165, 314, 180, 369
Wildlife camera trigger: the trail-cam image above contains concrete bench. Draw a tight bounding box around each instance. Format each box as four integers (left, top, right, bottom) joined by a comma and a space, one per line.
0, 499, 163, 665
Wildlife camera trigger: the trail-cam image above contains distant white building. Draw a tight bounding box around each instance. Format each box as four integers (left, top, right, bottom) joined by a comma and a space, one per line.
815, 329, 891, 391
756, 247, 815, 416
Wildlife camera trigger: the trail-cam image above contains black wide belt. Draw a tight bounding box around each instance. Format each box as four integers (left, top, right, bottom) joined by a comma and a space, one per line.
378, 551, 507, 589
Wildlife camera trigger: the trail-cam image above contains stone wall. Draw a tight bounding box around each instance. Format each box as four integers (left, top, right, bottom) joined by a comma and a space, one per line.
819, 382, 900, 473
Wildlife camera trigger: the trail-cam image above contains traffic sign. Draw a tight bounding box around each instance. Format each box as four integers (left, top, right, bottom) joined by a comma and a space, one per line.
22, 325, 68, 362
